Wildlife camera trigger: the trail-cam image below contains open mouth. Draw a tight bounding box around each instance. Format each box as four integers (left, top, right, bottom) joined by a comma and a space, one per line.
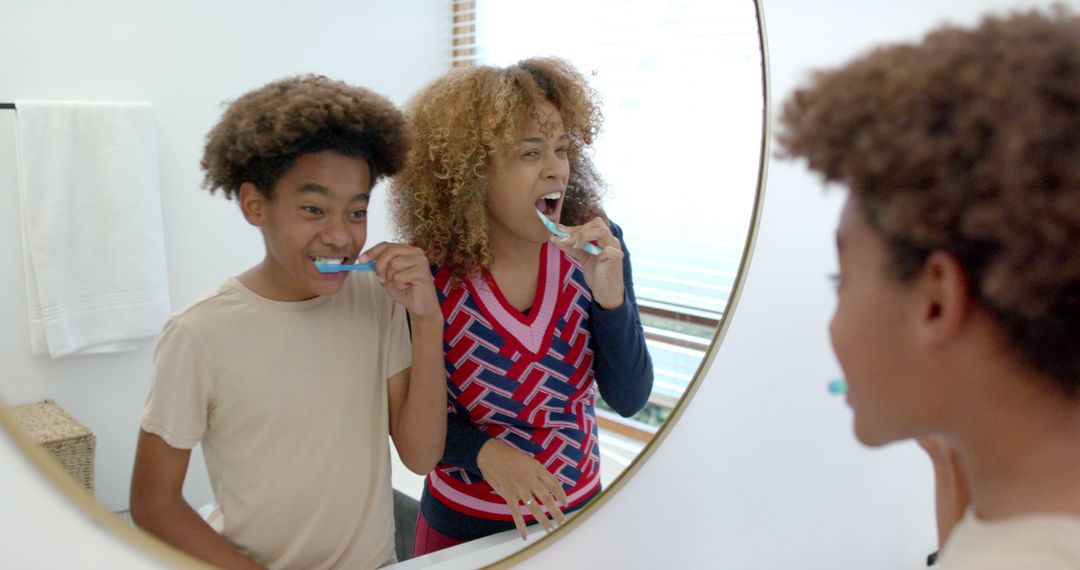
535, 191, 563, 217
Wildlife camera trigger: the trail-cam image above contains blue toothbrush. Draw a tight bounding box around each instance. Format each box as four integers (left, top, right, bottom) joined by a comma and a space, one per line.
315, 260, 376, 273
535, 209, 602, 255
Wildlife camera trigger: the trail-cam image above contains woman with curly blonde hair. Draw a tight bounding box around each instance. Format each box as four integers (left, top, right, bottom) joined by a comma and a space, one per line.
390, 57, 653, 554
779, 8, 1080, 568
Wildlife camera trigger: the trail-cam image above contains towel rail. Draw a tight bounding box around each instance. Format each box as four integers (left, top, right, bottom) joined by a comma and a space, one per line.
0, 103, 14, 110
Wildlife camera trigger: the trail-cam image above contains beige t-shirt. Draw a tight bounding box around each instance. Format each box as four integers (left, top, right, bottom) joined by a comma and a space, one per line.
937, 510, 1080, 569
142, 274, 411, 570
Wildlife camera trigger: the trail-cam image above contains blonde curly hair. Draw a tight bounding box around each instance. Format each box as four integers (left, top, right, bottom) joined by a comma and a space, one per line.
202, 74, 408, 199
389, 57, 606, 281
778, 8, 1080, 394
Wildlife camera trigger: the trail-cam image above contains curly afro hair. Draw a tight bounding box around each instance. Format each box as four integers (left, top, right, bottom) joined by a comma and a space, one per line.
389, 57, 606, 282
201, 74, 408, 199
778, 8, 1080, 395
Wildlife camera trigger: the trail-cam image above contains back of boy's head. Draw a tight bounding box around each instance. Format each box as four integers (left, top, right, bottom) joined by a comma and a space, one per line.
390, 57, 606, 281
201, 74, 409, 199
777, 8, 1080, 395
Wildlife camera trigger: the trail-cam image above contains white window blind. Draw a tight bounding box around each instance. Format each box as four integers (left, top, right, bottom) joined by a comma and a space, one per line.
451, 1, 477, 67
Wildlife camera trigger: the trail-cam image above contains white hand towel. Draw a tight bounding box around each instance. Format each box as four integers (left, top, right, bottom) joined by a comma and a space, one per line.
14, 100, 171, 357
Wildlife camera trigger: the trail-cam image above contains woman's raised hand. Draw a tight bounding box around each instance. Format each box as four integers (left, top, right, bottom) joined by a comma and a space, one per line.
548, 217, 624, 310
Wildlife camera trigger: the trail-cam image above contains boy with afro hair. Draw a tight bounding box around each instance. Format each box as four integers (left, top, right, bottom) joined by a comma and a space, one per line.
130, 75, 446, 570
779, 8, 1080, 569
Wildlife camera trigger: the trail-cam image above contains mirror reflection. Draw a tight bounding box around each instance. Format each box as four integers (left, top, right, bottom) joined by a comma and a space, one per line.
0, 0, 763, 567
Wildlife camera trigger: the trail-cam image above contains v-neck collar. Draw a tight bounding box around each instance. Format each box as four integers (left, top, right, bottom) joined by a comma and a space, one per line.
467, 242, 561, 356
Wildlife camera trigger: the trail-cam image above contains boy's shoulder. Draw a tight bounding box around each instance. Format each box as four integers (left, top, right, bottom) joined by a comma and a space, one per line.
167, 277, 242, 328
942, 512, 1080, 569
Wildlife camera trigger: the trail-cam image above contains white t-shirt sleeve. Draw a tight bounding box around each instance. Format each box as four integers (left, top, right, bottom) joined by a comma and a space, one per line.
939, 511, 1080, 569
141, 316, 214, 449
383, 299, 413, 383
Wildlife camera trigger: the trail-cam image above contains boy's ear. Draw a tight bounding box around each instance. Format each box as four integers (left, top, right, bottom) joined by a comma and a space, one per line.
916, 251, 973, 348
238, 182, 267, 226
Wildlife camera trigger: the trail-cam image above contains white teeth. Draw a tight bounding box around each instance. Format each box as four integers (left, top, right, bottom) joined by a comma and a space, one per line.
542, 192, 562, 200
314, 257, 346, 265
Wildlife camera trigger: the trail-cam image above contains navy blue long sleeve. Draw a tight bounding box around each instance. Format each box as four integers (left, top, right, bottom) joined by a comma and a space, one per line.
589, 222, 654, 416
440, 404, 490, 474
439, 221, 654, 473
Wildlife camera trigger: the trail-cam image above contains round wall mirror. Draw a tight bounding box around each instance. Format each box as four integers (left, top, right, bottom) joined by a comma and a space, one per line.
0, 0, 765, 567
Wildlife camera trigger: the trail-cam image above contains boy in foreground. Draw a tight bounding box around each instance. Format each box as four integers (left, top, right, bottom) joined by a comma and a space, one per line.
780, 9, 1080, 569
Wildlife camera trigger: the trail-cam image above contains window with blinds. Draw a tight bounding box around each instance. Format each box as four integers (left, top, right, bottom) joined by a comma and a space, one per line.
452, 1, 764, 434
451, 1, 476, 67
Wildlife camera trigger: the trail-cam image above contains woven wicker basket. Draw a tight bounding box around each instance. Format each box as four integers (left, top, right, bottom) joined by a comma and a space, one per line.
11, 399, 96, 495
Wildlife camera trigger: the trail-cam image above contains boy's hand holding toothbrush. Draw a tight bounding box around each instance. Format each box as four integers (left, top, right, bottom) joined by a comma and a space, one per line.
541, 213, 625, 310
358, 242, 440, 320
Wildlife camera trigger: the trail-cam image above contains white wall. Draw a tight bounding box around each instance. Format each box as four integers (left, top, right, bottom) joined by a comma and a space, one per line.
0, 0, 448, 512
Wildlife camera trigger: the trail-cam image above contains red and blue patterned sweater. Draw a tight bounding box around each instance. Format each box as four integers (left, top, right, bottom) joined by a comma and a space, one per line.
421, 224, 654, 540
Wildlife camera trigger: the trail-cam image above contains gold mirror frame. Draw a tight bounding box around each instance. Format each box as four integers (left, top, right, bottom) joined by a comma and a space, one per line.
0, 0, 769, 566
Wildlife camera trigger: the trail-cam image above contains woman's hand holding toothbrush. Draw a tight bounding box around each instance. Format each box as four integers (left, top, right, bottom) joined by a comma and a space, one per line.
547, 217, 625, 310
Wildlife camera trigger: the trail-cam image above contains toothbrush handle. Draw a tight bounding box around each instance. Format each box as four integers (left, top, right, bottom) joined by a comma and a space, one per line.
581, 242, 603, 255
536, 210, 603, 255
340, 262, 376, 272
317, 262, 376, 273
558, 238, 603, 256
